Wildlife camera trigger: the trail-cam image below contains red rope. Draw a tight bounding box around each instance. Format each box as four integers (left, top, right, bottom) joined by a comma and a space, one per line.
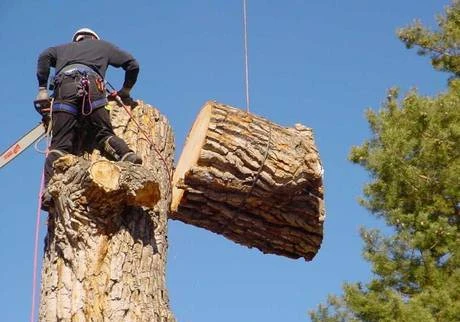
81, 77, 93, 116
30, 172, 45, 322
116, 96, 173, 192
30, 101, 53, 322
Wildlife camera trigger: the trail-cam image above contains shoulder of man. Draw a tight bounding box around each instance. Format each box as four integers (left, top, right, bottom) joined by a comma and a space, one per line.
47, 42, 78, 52
92, 38, 116, 47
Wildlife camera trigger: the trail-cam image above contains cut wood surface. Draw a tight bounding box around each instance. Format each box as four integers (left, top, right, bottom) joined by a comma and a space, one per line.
171, 101, 325, 260
39, 101, 175, 322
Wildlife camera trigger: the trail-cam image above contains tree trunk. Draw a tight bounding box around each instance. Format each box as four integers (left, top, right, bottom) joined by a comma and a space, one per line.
171, 101, 325, 261
39, 101, 176, 322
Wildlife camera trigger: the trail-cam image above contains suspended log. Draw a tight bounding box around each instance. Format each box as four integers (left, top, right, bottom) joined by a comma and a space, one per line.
171, 101, 325, 260
39, 101, 175, 322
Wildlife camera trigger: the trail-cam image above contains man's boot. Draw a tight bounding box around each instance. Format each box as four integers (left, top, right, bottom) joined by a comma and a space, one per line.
41, 149, 67, 212
103, 136, 142, 164
41, 190, 53, 211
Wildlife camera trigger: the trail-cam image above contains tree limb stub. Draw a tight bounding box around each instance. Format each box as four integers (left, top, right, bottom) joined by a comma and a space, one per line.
171, 101, 325, 261
50, 155, 161, 214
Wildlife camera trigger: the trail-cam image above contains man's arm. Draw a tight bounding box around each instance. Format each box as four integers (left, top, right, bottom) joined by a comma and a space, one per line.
36, 47, 57, 88
107, 44, 140, 91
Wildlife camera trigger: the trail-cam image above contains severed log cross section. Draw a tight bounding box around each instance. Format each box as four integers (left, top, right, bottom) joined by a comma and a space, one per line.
171, 101, 325, 260
49, 155, 161, 213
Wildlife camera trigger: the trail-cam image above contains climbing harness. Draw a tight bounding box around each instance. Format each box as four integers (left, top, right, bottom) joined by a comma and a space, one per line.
79, 73, 92, 116
52, 64, 106, 116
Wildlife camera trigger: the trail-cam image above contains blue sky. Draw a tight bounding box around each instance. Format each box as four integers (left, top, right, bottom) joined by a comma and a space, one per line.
0, 1, 450, 321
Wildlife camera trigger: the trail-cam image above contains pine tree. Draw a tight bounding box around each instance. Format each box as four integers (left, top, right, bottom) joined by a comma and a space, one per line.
310, 2, 460, 321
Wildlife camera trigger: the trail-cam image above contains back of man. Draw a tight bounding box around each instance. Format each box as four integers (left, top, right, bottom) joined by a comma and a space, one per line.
35, 28, 142, 211
37, 36, 139, 95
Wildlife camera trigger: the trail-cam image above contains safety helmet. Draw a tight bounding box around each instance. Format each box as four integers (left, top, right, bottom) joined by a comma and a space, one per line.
72, 28, 100, 42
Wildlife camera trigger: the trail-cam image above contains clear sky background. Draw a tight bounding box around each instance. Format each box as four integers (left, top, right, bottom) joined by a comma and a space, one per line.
0, 1, 451, 321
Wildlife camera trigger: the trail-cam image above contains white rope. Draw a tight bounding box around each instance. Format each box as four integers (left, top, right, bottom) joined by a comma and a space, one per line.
34, 98, 54, 154
242, 0, 250, 112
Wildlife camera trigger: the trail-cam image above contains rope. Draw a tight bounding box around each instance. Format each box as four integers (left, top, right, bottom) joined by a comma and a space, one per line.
81, 76, 93, 116
31, 98, 54, 322
30, 172, 45, 322
34, 98, 54, 154
106, 82, 173, 194
120, 101, 173, 194
239, 124, 272, 208
221, 124, 272, 234
242, 0, 250, 112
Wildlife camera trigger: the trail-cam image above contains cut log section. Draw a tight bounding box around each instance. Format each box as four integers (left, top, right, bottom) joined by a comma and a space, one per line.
171, 101, 325, 260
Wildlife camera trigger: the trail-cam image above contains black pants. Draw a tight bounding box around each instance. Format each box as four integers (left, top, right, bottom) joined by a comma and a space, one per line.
44, 108, 132, 187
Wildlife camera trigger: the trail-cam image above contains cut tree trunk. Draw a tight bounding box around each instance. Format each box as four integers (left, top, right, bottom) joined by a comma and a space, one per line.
39, 101, 176, 322
171, 101, 325, 261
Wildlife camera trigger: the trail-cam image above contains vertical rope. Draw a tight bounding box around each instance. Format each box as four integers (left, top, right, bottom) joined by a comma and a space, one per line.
30, 172, 45, 322
105, 82, 173, 196
242, 0, 250, 112
31, 99, 53, 322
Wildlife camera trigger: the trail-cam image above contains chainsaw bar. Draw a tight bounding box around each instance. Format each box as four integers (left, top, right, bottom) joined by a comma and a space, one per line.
0, 123, 46, 169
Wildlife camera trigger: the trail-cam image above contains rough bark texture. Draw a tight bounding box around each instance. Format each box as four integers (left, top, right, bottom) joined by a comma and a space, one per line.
171, 101, 325, 261
39, 101, 175, 322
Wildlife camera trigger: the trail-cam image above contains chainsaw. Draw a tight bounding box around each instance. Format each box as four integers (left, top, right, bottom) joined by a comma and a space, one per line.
0, 99, 50, 169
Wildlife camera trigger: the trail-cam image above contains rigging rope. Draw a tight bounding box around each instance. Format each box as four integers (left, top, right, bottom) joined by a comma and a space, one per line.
242, 0, 250, 112
30, 172, 45, 322
31, 99, 53, 322
106, 82, 173, 195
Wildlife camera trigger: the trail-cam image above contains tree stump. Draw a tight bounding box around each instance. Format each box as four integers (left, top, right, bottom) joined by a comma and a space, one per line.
39, 101, 176, 322
171, 101, 325, 260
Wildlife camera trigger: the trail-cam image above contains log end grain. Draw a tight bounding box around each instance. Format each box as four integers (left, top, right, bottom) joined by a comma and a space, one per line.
172, 102, 213, 211
171, 101, 325, 261
89, 161, 121, 191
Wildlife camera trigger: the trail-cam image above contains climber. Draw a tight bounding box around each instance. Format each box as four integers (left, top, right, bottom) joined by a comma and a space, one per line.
35, 27, 142, 210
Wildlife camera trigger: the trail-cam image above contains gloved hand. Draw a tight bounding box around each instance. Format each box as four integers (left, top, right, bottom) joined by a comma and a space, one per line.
34, 87, 51, 116
36, 87, 49, 102
117, 87, 138, 108
117, 87, 131, 99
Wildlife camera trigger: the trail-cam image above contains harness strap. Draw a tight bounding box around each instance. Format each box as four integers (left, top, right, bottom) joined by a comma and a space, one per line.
59, 63, 98, 76
53, 97, 107, 115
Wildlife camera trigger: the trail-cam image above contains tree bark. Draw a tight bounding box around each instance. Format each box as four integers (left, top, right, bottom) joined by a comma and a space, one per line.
171, 101, 325, 261
39, 101, 175, 322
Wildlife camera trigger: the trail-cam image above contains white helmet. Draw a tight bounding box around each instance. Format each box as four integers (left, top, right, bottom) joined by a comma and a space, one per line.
72, 28, 100, 42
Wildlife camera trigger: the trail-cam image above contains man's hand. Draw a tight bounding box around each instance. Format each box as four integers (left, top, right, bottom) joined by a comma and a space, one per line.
36, 87, 49, 102
117, 87, 138, 108
34, 87, 51, 116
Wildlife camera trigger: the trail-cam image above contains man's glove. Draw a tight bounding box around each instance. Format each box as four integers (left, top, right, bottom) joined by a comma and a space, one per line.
117, 87, 138, 108
36, 87, 49, 102
34, 87, 51, 116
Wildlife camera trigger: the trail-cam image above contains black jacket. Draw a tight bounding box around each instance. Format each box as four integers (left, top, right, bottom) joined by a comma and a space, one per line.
37, 38, 139, 89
